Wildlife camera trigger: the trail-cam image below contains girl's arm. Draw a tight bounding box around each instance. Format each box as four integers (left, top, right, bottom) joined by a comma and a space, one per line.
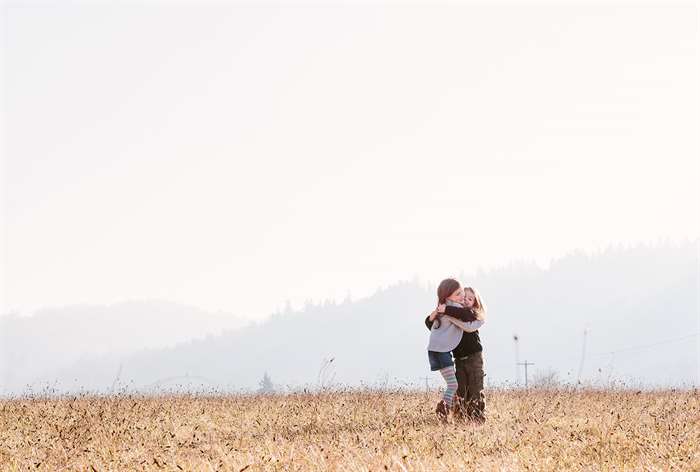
443, 316, 485, 333
443, 305, 478, 322
424, 309, 438, 330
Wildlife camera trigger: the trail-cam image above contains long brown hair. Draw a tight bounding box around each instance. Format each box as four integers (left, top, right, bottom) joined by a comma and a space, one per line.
437, 278, 461, 305
434, 278, 461, 328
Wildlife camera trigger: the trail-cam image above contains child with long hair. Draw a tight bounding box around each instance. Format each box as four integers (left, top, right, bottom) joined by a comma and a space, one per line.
426, 279, 484, 422
452, 287, 487, 423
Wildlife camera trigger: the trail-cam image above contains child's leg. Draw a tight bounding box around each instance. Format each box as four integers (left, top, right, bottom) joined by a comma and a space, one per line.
453, 359, 468, 417
455, 359, 467, 400
438, 366, 458, 408
465, 352, 486, 422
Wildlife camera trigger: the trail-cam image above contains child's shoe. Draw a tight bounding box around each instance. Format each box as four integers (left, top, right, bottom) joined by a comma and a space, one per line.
435, 400, 449, 423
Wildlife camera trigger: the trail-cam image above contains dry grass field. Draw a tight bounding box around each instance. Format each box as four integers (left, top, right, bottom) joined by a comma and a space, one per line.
1, 388, 698, 471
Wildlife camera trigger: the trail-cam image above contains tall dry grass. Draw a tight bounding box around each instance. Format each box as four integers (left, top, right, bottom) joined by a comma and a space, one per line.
1, 388, 698, 471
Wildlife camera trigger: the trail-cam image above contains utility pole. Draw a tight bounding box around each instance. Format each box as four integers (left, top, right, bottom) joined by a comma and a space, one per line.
420, 376, 431, 392
513, 334, 520, 384
517, 360, 535, 388
577, 328, 588, 383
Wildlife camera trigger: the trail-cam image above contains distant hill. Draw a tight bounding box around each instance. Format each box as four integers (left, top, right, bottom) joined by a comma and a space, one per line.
0, 300, 248, 394
3, 241, 698, 395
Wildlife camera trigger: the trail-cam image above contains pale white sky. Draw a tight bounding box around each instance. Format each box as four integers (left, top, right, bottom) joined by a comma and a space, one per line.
1, 2, 698, 320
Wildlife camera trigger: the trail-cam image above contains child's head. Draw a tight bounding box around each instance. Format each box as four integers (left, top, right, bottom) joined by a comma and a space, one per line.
464, 287, 486, 318
437, 278, 463, 305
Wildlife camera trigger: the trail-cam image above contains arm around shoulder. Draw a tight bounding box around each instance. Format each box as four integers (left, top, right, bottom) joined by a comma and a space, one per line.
443, 317, 484, 333
444, 305, 478, 322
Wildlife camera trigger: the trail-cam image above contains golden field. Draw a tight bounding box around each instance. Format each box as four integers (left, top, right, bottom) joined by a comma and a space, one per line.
1, 388, 698, 471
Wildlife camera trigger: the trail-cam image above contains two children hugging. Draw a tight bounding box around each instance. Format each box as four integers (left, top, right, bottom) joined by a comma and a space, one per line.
425, 278, 487, 423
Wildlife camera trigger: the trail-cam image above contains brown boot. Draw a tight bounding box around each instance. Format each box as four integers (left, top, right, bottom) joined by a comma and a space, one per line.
435, 400, 449, 423
452, 395, 465, 421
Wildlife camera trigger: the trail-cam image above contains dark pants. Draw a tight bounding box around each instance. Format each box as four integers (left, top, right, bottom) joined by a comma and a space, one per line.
454, 351, 486, 422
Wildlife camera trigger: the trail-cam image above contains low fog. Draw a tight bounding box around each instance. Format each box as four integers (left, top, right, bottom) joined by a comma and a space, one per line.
1, 241, 697, 396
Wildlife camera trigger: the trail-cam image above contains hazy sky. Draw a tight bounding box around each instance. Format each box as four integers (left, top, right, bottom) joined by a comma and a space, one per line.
2, 2, 698, 320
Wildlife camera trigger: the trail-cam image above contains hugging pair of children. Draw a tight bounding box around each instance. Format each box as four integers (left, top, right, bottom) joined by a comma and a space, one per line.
425, 278, 487, 423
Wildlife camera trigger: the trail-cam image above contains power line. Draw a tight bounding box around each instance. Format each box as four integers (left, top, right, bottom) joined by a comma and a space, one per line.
517, 360, 535, 387
419, 376, 431, 392
590, 332, 700, 357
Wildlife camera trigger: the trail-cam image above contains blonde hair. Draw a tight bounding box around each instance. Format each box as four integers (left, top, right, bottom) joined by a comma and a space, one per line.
465, 286, 487, 320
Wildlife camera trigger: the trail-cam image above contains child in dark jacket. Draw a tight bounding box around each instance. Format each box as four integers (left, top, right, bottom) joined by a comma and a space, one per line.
425, 286, 487, 423
426, 279, 484, 422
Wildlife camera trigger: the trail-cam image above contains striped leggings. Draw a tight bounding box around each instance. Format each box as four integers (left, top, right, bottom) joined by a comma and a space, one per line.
439, 366, 458, 407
